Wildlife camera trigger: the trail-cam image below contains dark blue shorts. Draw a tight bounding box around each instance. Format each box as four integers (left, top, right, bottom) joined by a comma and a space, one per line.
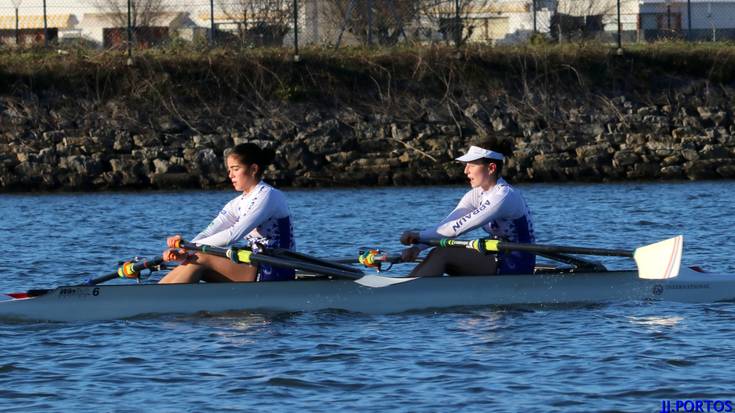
498, 251, 536, 275
257, 264, 295, 282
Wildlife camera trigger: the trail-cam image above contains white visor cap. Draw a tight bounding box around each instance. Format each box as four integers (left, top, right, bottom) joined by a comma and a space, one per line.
455, 146, 505, 163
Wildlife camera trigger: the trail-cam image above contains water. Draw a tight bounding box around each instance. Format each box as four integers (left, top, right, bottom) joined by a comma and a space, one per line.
1, 181, 735, 412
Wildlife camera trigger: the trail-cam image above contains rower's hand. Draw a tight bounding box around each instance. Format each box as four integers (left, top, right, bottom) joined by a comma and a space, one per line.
400, 231, 420, 246
166, 235, 182, 249
401, 246, 421, 263
162, 248, 188, 262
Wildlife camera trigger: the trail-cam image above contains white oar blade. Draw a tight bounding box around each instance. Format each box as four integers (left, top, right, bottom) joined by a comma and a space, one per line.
633, 235, 683, 280
355, 275, 417, 288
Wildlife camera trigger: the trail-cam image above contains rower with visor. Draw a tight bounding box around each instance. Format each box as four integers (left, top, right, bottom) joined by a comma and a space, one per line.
400, 140, 536, 276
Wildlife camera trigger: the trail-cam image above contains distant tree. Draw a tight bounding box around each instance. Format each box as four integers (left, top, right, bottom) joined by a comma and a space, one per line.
416, 0, 498, 46
216, 0, 293, 46
557, 0, 616, 17
94, 0, 169, 29
550, 0, 634, 42
10, 0, 23, 45
322, 0, 420, 46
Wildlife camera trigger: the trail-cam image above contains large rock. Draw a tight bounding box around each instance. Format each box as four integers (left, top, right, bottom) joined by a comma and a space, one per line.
684, 160, 726, 180
307, 134, 348, 155
717, 165, 735, 178
133, 134, 162, 148
660, 165, 684, 179
150, 172, 196, 188
627, 163, 660, 179
700, 144, 730, 159
612, 150, 640, 167
113, 133, 133, 152
59, 155, 104, 176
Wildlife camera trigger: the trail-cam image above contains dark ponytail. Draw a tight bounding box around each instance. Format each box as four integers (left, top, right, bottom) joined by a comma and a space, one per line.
476, 137, 514, 176
227, 143, 276, 177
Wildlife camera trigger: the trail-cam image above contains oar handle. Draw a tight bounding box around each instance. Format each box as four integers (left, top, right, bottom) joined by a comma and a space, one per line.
178, 241, 228, 258
85, 257, 165, 286
371, 254, 404, 264
333, 254, 405, 264
178, 241, 366, 280
424, 238, 634, 258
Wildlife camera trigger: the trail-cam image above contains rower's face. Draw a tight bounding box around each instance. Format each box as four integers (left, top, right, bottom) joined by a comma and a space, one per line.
227, 155, 259, 192
464, 161, 496, 189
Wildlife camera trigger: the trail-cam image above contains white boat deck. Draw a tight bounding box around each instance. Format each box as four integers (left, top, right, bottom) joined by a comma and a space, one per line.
1, 267, 733, 322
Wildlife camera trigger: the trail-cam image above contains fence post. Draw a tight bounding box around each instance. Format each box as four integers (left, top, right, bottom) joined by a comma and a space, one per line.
43, 0, 48, 47
15, 7, 19, 46
616, 0, 622, 52
127, 0, 133, 64
687, 0, 692, 40
293, 0, 300, 61
210, 0, 215, 46
532, 0, 537, 33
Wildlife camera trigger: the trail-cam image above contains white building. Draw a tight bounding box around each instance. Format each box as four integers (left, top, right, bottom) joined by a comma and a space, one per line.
1, 0, 734, 47
640, 0, 735, 40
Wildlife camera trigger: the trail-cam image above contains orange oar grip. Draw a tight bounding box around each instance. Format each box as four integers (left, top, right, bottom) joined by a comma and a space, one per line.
117, 261, 138, 278
358, 250, 381, 268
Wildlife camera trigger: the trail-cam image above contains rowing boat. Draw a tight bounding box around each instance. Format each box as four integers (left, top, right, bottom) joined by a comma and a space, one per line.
1, 266, 733, 322
2, 235, 732, 322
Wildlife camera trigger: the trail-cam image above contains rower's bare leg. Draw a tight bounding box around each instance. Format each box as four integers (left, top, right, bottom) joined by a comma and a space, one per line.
158, 253, 257, 283
158, 261, 205, 284
198, 254, 257, 282
409, 248, 497, 277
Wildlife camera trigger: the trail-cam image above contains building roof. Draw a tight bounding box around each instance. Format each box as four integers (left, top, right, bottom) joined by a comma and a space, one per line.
429, 3, 531, 15
193, 10, 291, 25
80, 12, 193, 28
0, 14, 77, 30
557, 0, 619, 16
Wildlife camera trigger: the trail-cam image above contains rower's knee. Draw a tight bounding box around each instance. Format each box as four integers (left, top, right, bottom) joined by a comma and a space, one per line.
158, 264, 202, 284
190, 252, 211, 264
411, 248, 496, 277
409, 248, 451, 277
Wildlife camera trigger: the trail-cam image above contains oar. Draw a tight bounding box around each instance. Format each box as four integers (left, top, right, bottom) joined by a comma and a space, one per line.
265, 248, 364, 274
84, 257, 165, 285
333, 253, 405, 265
176, 241, 417, 288
274, 248, 416, 270
421, 235, 684, 280
7, 256, 167, 299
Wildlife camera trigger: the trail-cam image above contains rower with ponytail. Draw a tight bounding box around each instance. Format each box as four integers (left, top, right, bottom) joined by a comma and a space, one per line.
159, 142, 296, 283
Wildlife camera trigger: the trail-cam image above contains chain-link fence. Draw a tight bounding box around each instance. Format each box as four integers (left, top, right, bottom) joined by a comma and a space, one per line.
1, 0, 734, 54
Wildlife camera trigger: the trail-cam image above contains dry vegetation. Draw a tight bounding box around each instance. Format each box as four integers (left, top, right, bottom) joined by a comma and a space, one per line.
1, 42, 734, 120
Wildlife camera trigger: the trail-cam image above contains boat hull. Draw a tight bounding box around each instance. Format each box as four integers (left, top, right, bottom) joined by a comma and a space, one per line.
1, 268, 733, 321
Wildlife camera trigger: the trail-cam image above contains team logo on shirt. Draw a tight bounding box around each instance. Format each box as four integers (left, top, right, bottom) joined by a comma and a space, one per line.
451, 200, 492, 232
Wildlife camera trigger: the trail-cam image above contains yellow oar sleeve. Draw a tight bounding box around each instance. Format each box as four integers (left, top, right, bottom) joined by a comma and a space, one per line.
437, 238, 500, 253
482, 239, 500, 252
223, 247, 254, 264
235, 250, 252, 264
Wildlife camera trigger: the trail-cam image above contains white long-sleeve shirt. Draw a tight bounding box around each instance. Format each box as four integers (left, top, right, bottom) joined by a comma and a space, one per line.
419, 178, 535, 274
192, 181, 294, 251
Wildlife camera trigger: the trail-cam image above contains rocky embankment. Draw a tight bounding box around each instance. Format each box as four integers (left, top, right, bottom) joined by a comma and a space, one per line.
1, 51, 734, 191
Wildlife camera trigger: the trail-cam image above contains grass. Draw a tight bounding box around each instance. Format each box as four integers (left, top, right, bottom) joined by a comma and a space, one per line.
1, 42, 734, 109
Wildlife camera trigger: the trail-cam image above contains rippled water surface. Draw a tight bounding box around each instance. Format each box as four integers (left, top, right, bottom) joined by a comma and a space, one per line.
1, 181, 735, 412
